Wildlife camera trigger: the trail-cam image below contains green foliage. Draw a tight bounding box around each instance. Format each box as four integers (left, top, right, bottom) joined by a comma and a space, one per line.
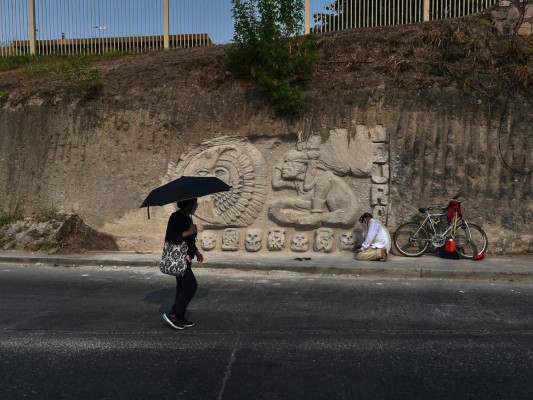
228, 0, 317, 115
35, 207, 58, 223
59, 54, 102, 100
0, 90, 8, 101
28, 229, 43, 239
0, 52, 134, 100
0, 206, 24, 228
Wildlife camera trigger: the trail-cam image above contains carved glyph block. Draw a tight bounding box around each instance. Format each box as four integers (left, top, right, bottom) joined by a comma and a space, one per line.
313, 228, 334, 253
339, 231, 356, 251
370, 125, 387, 143
371, 184, 389, 206
372, 143, 389, 164
372, 206, 387, 222
267, 228, 286, 251
371, 163, 389, 184
221, 228, 239, 251
291, 233, 310, 252
245, 228, 263, 252
200, 230, 217, 251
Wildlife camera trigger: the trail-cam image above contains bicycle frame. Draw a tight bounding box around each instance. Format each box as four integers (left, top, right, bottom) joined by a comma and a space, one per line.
416, 209, 451, 245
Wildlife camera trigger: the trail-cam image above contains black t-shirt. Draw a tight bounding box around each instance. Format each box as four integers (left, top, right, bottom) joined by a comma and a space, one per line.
164, 211, 198, 257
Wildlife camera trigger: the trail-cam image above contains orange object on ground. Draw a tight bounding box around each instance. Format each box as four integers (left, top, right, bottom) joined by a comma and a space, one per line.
444, 239, 456, 252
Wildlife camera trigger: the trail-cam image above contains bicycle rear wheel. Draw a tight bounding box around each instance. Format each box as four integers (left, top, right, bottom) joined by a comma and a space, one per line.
393, 223, 430, 257
454, 223, 488, 259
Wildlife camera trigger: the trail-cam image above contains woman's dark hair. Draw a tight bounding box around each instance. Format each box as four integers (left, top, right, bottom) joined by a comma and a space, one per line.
177, 198, 197, 210
359, 212, 373, 223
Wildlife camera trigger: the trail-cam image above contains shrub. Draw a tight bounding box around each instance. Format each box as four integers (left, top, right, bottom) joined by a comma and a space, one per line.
228, 0, 317, 115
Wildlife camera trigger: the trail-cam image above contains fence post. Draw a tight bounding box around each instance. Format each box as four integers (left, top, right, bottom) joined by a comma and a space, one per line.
27, 0, 37, 54
164, 0, 169, 50
304, 0, 310, 34
423, 0, 430, 22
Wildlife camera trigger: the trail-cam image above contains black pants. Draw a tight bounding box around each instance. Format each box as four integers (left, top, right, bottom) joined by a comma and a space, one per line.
170, 262, 198, 318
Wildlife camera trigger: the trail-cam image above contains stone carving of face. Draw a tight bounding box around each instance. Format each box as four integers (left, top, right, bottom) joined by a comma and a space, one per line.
291, 233, 309, 252
245, 229, 263, 252
339, 231, 356, 251
221, 228, 239, 251
313, 228, 334, 253
281, 161, 305, 180
200, 230, 217, 251
267, 228, 285, 251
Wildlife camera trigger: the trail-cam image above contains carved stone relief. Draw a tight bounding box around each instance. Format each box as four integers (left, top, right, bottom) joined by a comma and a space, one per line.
313, 228, 334, 253
200, 230, 217, 251
268, 132, 358, 229
245, 228, 263, 252
290, 233, 309, 252
370, 125, 390, 223
267, 228, 285, 251
171, 127, 389, 255
174, 136, 267, 228
339, 231, 356, 251
221, 228, 239, 251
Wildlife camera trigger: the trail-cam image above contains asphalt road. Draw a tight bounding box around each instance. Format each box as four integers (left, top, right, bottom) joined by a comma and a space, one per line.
1, 263, 532, 400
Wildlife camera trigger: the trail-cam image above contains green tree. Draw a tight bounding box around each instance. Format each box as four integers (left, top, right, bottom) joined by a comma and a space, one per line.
228, 0, 317, 115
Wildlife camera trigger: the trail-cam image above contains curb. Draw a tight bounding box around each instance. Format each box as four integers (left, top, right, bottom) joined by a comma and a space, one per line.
1, 253, 532, 282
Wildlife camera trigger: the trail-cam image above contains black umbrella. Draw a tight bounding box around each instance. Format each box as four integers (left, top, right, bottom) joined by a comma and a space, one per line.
140, 176, 231, 218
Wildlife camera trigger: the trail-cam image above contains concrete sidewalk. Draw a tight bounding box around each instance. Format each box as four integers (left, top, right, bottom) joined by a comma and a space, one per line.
0, 249, 532, 281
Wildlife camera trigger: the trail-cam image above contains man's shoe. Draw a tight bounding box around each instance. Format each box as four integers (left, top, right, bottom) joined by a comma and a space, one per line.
163, 313, 185, 330
177, 317, 195, 328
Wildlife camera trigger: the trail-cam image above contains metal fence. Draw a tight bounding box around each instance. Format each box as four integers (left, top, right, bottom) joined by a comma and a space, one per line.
309, 0, 500, 32
1, 0, 500, 57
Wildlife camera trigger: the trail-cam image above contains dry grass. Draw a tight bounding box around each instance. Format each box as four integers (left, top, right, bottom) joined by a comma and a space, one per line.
312, 12, 533, 100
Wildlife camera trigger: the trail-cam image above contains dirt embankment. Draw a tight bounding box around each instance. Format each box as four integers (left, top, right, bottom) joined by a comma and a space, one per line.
0, 12, 531, 254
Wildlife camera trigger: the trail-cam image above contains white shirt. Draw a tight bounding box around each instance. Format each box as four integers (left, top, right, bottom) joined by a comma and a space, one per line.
361, 218, 391, 253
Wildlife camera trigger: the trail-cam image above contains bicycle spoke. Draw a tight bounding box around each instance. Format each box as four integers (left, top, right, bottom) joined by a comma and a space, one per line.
393, 223, 430, 257
455, 223, 488, 259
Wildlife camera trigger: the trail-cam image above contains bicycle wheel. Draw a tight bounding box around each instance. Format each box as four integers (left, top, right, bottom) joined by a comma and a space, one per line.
454, 223, 488, 259
393, 223, 430, 257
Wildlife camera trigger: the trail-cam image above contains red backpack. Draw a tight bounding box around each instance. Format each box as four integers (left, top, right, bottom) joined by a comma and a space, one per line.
446, 200, 463, 224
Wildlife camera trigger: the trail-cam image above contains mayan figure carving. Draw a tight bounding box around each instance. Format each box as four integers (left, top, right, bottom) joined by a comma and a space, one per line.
175, 136, 267, 227
269, 133, 358, 229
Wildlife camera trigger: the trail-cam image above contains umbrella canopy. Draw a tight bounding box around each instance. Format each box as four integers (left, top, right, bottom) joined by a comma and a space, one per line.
140, 176, 231, 217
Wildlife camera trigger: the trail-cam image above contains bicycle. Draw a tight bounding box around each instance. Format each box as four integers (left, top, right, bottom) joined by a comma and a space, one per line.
393, 195, 488, 259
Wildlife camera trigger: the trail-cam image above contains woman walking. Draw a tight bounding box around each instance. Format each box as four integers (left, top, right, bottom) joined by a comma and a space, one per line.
162, 198, 204, 330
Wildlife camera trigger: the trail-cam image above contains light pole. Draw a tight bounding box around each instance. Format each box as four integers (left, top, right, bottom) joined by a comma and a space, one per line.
93, 25, 106, 53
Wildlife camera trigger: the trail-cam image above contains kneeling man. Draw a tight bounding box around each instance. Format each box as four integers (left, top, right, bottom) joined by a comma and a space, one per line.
356, 213, 391, 261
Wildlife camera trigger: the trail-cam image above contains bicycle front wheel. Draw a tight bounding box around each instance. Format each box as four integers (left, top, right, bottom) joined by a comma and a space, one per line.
454, 223, 488, 259
393, 223, 430, 257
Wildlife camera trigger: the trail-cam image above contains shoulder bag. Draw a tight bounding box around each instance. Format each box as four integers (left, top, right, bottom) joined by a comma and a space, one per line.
159, 240, 188, 277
